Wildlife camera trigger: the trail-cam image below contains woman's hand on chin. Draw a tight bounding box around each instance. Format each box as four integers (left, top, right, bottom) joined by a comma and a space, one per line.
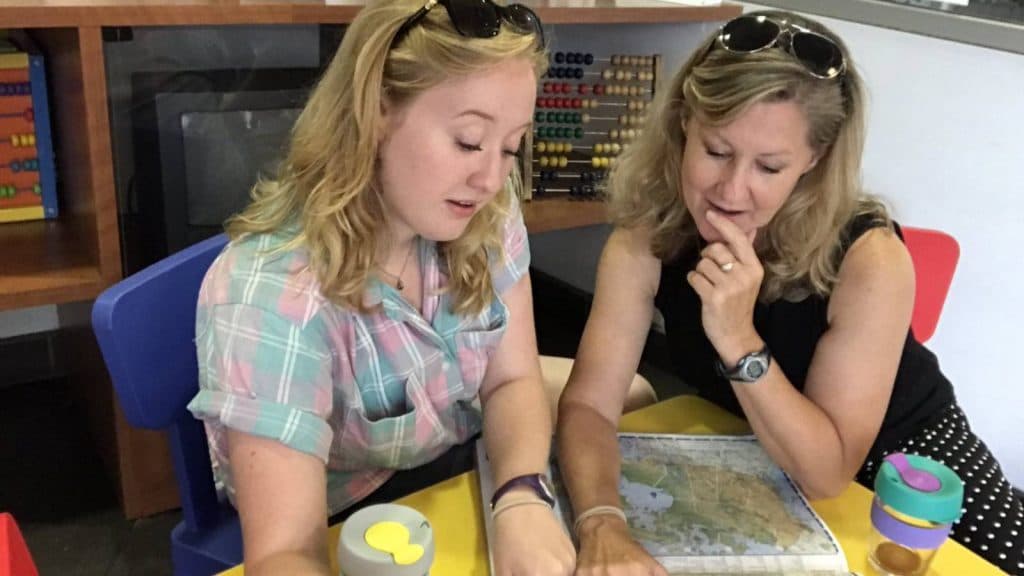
687, 210, 764, 362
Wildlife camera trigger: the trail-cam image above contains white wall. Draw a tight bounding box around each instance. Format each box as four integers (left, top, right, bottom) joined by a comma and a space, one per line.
741, 1, 1024, 490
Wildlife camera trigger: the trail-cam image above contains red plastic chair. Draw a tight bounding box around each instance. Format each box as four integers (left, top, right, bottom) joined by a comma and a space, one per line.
900, 226, 960, 344
0, 513, 38, 576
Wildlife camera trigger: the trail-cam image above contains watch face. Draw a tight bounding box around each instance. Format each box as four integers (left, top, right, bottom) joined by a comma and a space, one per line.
745, 359, 766, 380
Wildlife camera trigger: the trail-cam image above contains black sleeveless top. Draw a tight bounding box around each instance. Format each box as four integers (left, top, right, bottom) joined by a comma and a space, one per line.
654, 215, 956, 465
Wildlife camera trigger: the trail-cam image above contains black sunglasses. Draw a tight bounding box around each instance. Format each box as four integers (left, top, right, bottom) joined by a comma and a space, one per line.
714, 15, 845, 80
393, 0, 545, 49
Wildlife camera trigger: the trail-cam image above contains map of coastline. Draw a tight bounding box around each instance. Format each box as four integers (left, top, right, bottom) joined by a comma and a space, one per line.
486, 434, 847, 573
615, 435, 840, 559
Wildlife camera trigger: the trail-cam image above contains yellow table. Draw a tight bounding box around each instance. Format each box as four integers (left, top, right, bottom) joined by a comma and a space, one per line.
220, 395, 1001, 575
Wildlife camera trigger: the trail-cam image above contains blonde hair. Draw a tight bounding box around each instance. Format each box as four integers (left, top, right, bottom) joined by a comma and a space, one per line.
226, 0, 547, 314
609, 10, 889, 302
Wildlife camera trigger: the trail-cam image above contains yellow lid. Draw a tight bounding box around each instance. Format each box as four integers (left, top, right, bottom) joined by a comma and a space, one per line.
364, 521, 425, 565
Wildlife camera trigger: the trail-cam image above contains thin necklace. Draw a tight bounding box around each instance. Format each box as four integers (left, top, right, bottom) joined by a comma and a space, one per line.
378, 239, 416, 291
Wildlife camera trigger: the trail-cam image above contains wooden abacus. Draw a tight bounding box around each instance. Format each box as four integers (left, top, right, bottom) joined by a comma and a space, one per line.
522, 51, 661, 202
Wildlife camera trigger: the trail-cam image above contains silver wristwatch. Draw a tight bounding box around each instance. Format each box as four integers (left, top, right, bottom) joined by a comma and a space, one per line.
716, 345, 771, 383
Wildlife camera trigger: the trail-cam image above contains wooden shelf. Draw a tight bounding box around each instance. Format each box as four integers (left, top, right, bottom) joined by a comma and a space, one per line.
523, 197, 607, 234
0, 27, 120, 312
0, 221, 104, 310
1, 1, 741, 27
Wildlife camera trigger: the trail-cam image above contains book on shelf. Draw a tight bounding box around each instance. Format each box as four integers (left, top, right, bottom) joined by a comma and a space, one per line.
0, 32, 58, 224
476, 433, 850, 575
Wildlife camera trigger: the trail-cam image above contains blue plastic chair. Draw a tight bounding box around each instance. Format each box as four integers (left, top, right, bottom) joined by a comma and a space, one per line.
92, 234, 241, 576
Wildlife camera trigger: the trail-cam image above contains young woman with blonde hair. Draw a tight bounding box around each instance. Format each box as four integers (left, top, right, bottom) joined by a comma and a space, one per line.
188, 1, 576, 574
557, 11, 1022, 574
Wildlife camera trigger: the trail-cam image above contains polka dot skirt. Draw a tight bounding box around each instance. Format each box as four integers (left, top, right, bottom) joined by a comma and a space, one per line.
858, 403, 1023, 574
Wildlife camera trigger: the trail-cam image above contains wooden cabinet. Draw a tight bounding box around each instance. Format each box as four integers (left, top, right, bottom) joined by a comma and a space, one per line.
0, 27, 119, 312
0, 0, 741, 518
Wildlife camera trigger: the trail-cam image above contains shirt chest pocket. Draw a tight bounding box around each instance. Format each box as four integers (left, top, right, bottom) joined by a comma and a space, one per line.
340, 372, 454, 470
446, 297, 509, 399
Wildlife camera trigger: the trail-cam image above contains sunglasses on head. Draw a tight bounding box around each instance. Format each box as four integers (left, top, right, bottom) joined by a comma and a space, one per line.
393, 0, 546, 49
714, 14, 845, 80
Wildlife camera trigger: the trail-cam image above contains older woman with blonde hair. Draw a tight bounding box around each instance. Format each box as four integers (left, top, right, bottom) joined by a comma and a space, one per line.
557, 10, 1022, 574
187, 1, 577, 574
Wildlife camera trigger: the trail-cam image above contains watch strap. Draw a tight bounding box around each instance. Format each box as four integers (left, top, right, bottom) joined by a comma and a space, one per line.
490, 474, 555, 509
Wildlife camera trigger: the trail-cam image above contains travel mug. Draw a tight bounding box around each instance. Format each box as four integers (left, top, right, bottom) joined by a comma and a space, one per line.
868, 453, 963, 576
337, 503, 435, 576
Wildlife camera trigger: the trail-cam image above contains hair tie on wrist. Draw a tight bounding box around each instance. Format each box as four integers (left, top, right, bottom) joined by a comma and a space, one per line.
491, 497, 550, 520
572, 505, 627, 534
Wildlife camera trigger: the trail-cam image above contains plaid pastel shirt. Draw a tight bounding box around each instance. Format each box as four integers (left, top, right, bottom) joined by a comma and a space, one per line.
187, 205, 529, 515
